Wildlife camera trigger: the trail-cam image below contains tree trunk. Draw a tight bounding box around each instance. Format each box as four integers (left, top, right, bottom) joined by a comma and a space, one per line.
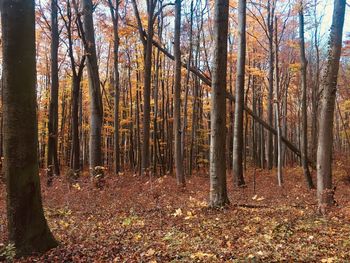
298, 3, 315, 189
2, 0, 58, 255
82, 0, 104, 174
232, 0, 246, 187
141, 1, 156, 174
209, 0, 230, 208
47, 0, 60, 185
274, 17, 283, 186
70, 77, 81, 172
174, 0, 185, 186
266, 0, 274, 170
317, 0, 346, 210
108, 0, 121, 174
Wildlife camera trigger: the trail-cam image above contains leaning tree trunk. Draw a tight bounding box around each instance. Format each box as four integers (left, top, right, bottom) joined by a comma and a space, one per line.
317, 0, 346, 211
298, 2, 315, 189
82, 0, 104, 175
209, 0, 230, 208
2, 0, 58, 255
47, 0, 60, 185
174, 0, 185, 186
232, 0, 246, 187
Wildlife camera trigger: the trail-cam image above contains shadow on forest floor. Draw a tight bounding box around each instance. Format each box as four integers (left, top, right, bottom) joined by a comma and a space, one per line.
1, 164, 350, 262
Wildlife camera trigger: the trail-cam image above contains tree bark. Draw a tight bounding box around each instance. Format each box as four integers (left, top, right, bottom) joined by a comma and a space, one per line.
2, 0, 58, 255
298, 2, 315, 189
209, 0, 230, 208
232, 0, 246, 187
274, 17, 283, 186
142, 1, 156, 173
174, 0, 185, 186
81, 0, 104, 174
266, 0, 275, 170
317, 0, 346, 209
108, 0, 121, 174
47, 0, 60, 185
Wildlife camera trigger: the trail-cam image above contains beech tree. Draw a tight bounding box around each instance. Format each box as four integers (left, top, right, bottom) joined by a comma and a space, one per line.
80, 0, 104, 174
59, 0, 86, 174
298, 1, 314, 189
2, 0, 58, 255
47, 0, 60, 185
232, 0, 247, 187
174, 0, 185, 186
209, 0, 230, 207
317, 0, 346, 210
107, 0, 121, 174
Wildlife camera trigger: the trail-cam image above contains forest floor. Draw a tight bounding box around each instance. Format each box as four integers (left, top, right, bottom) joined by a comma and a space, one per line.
1, 163, 350, 262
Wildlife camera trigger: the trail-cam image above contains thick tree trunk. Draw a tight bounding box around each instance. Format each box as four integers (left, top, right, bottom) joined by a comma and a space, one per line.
298, 3, 315, 189
174, 0, 185, 186
82, 0, 104, 174
141, 2, 156, 174
2, 0, 58, 255
209, 0, 230, 208
47, 0, 60, 185
317, 0, 346, 210
232, 0, 246, 187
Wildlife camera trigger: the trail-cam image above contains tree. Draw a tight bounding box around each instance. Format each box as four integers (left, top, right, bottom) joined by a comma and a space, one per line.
107, 0, 121, 174
266, 0, 275, 170
232, 0, 247, 187
317, 0, 346, 210
59, 0, 86, 174
2, 0, 58, 255
298, 1, 315, 189
80, 0, 104, 174
174, 0, 185, 186
209, 0, 230, 207
47, 0, 60, 185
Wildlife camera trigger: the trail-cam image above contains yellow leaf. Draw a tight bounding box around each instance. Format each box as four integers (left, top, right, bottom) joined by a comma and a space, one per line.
190, 252, 216, 259
145, 248, 155, 257
172, 208, 183, 217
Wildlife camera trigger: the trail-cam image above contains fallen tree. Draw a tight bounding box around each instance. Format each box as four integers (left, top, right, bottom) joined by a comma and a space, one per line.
148, 33, 314, 169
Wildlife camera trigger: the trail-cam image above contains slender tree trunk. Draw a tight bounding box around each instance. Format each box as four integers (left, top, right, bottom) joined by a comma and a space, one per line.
47, 0, 60, 185
317, 0, 346, 210
174, 0, 185, 186
70, 77, 81, 172
266, 0, 275, 170
2, 0, 58, 255
311, 0, 321, 162
298, 3, 315, 189
182, 0, 194, 176
108, 0, 121, 174
209, 0, 230, 208
274, 17, 283, 186
232, 0, 246, 187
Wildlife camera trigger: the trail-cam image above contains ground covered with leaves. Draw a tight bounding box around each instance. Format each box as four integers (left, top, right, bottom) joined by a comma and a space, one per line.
1, 165, 350, 262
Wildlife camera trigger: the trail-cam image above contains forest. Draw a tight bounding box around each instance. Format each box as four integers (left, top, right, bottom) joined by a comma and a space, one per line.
0, 0, 349, 261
